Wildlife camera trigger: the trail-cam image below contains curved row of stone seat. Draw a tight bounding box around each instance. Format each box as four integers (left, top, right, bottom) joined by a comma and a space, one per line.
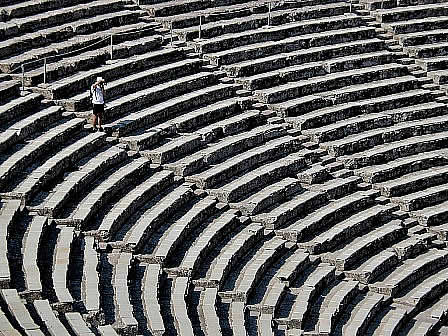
121, 96, 257, 156
1, 6, 147, 70
287, 87, 443, 129
33, 299, 71, 336
178, 1, 351, 43
11, 130, 108, 202
42, 46, 182, 103
0, 200, 21, 289
21, 216, 47, 300
148, 197, 219, 265
0, 79, 20, 102
67, 52, 203, 114
354, 147, 448, 229
165, 121, 290, 174
277, 186, 379, 242
395, 267, 448, 315
199, 287, 222, 336
287, 264, 336, 330
200, 222, 264, 289
179, 209, 240, 277
343, 292, 387, 336
0, 305, 21, 335
369, 1, 448, 86
81, 236, 100, 318
301, 202, 399, 254
0, 0, 166, 88
57, 156, 151, 229
65, 311, 95, 336
317, 280, 360, 335
230, 237, 287, 303
226, 39, 389, 80
141, 263, 165, 336
51, 226, 75, 312
0, 105, 63, 156
105, 75, 236, 140
218, 236, 288, 335
368, 249, 448, 297
41, 146, 127, 218
106, 252, 138, 335
96, 169, 175, 241
19, 31, 162, 88
323, 218, 406, 271
171, 276, 194, 335
0, 288, 44, 335
0, 116, 86, 192
248, 250, 311, 335
185, 131, 306, 191
0, 89, 41, 122
142, 0, 346, 30
345, 230, 437, 285
0, 0, 126, 38
200, 17, 376, 67
0, 0, 92, 21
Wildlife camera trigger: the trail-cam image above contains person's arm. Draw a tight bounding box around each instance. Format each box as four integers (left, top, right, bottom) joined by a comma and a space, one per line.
100, 84, 105, 101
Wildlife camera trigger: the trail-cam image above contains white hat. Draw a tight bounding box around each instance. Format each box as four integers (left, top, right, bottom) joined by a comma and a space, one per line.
96, 76, 104, 82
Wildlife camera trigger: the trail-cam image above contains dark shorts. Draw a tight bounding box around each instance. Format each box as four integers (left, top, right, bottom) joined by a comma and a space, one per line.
93, 104, 104, 116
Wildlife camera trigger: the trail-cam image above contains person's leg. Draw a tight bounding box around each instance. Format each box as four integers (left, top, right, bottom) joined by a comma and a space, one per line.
92, 104, 100, 130
98, 104, 104, 131
98, 113, 103, 131
92, 113, 97, 130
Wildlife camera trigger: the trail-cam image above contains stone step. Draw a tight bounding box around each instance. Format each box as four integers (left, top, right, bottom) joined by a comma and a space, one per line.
355, 148, 448, 184
339, 130, 448, 170
375, 164, 448, 197
222, 38, 386, 78
322, 115, 448, 157
278, 189, 377, 243
175, 2, 351, 42
150, 197, 218, 264
252, 189, 327, 230
185, 135, 302, 189
193, 14, 364, 54
123, 185, 194, 252
254, 63, 409, 104
70, 157, 152, 228
368, 249, 448, 296
203, 25, 377, 66
40, 146, 127, 217
412, 198, 448, 226
342, 293, 386, 336
97, 169, 175, 240
375, 3, 448, 24
324, 220, 406, 271
0, 117, 85, 190
106, 80, 231, 137
304, 203, 398, 254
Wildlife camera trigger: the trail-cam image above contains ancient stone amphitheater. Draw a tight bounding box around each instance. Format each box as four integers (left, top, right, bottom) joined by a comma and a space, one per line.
2, 0, 448, 335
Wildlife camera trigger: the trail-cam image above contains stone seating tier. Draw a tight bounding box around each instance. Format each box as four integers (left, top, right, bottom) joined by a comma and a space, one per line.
0, 200, 21, 289
33, 299, 70, 336
22, 216, 47, 299
142, 263, 165, 336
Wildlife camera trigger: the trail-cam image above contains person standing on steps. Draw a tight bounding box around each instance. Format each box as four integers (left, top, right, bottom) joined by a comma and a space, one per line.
91, 76, 105, 132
